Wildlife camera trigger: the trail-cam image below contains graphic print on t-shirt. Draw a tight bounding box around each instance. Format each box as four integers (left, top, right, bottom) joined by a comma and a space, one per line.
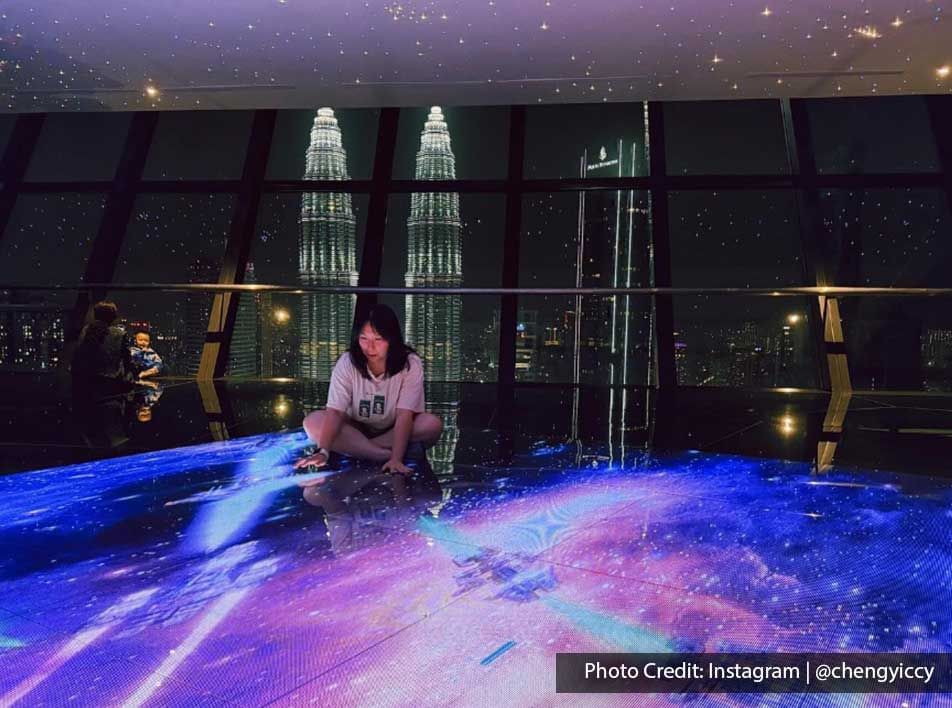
358, 399, 371, 418
372, 395, 385, 415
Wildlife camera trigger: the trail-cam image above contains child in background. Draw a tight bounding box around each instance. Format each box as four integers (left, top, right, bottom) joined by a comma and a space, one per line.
129, 330, 166, 379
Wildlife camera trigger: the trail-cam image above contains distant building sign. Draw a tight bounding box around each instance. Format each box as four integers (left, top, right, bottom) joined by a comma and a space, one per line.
586, 145, 618, 171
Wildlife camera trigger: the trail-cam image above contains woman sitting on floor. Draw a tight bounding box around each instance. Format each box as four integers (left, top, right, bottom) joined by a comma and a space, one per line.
294, 304, 443, 485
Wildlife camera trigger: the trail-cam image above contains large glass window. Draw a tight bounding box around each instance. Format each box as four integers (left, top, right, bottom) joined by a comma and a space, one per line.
669, 190, 815, 388
807, 97, 940, 174
142, 111, 254, 180
227, 192, 369, 379
524, 103, 649, 179
24, 113, 131, 182
669, 191, 805, 287
673, 296, 819, 388
266, 108, 378, 181
818, 189, 952, 287
113, 194, 235, 376
381, 192, 505, 381
520, 190, 653, 385
378, 293, 501, 384
514, 294, 652, 386
0, 289, 71, 372
0, 194, 106, 372
381, 193, 505, 287
392, 106, 509, 180
664, 100, 790, 175
0, 193, 106, 287
842, 298, 952, 392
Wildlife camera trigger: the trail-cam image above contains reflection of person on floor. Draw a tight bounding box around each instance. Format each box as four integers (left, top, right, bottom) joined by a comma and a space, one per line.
294, 304, 443, 481
302, 456, 443, 554
132, 380, 163, 423
129, 330, 166, 379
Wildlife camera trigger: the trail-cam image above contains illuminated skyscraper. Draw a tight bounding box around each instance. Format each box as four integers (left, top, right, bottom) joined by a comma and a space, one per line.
405, 107, 462, 478
570, 111, 653, 457
299, 107, 358, 380
229, 262, 259, 377
405, 107, 463, 382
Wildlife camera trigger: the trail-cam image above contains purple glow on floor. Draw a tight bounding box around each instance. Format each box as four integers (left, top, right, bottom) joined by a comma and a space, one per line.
1, 431, 951, 705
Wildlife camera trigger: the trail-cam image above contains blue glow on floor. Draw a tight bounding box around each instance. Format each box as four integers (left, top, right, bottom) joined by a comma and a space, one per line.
0, 430, 951, 706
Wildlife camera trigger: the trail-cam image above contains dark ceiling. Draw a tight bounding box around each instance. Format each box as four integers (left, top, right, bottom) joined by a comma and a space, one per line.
1, 0, 950, 111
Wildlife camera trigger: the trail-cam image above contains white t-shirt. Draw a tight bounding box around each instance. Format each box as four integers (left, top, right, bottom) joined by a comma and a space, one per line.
325, 353, 426, 432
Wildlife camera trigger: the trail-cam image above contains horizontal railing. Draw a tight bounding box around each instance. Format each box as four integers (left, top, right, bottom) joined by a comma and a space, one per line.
3, 284, 952, 297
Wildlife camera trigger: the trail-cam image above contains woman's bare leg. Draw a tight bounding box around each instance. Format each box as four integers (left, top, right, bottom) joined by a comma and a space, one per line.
302, 410, 391, 462
369, 412, 443, 451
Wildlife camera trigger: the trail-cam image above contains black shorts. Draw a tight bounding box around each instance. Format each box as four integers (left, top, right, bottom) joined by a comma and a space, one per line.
350, 419, 393, 439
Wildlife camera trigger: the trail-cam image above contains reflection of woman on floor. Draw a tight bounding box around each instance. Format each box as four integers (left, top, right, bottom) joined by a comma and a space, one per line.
294, 304, 443, 488
304, 461, 443, 554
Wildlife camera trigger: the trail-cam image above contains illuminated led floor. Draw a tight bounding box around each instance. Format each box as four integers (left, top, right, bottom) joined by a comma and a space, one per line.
1, 431, 951, 707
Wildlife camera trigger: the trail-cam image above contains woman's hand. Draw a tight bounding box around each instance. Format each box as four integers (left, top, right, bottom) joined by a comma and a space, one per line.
381, 458, 412, 476
294, 450, 328, 470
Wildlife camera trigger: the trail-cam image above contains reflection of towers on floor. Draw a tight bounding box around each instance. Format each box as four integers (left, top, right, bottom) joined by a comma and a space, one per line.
230, 262, 259, 376
404, 107, 462, 479
425, 382, 460, 480
299, 107, 358, 381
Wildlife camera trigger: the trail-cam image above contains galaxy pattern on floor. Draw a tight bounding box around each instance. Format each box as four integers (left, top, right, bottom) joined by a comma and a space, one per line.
1, 430, 951, 707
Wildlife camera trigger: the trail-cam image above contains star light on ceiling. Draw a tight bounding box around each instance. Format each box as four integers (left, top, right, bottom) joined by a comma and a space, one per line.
855, 25, 882, 39
2, 0, 948, 108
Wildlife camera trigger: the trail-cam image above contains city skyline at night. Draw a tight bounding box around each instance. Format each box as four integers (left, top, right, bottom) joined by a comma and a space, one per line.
0, 100, 950, 392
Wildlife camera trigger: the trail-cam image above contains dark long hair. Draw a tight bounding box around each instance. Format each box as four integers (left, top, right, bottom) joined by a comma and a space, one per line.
348, 304, 417, 380
81, 301, 120, 344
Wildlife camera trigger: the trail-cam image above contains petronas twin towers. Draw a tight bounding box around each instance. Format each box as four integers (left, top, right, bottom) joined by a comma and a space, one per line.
298, 107, 462, 383
298, 108, 360, 379
404, 107, 463, 382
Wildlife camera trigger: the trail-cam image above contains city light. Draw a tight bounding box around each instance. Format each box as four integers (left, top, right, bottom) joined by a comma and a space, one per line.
778, 415, 797, 436
274, 397, 290, 417
273, 308, 290, 324
937, 65, 951, 79
144, 84, 159, 99
787, 314, 802, 325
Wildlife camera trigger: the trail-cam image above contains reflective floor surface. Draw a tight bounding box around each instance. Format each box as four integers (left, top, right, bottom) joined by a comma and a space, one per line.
3, 374, 952, 479
2, 429, 952, 706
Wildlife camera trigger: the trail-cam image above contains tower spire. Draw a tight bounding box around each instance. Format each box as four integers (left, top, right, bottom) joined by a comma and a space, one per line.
299, 108, 358, 381
404, 106, 462, 480
405, 106, 462, 381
